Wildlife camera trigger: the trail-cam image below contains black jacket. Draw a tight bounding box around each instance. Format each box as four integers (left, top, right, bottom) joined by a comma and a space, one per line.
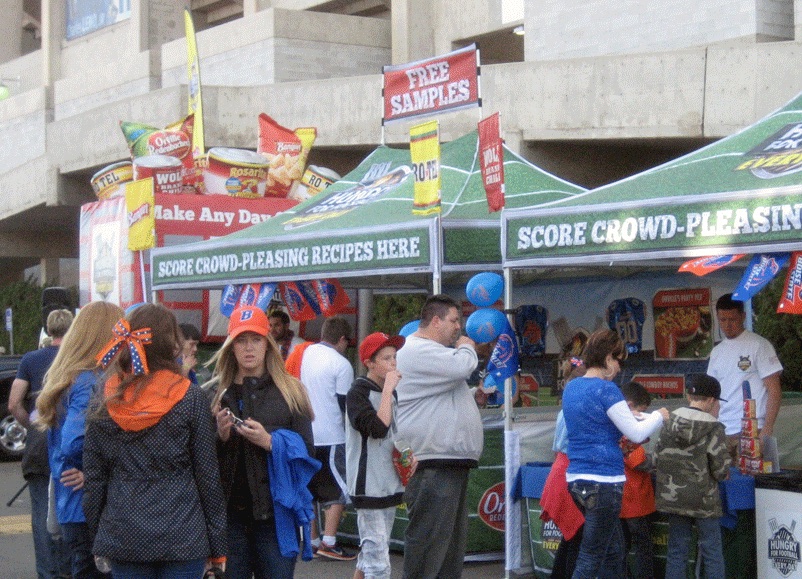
82, 383, 227, 562
217, 374, 314, 521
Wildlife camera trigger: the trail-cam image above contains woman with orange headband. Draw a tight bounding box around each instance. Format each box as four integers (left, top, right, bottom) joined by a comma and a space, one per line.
36, 300, 124, 579
82, 303, 227, 578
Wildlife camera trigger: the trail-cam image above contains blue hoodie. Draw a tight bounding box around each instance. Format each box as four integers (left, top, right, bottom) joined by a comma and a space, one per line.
267, 429, 321, 561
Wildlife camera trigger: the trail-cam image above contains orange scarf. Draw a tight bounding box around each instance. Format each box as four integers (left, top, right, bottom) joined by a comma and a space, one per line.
105, 370, 190, 431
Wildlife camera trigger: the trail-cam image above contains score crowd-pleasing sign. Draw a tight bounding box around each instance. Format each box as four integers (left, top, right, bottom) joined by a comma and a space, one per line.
382, 44, 480, 124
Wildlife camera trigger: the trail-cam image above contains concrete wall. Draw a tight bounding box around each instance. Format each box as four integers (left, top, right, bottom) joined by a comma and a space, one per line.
35, 43, 802, 173
161, 9, 390, 88
4, 0, 802, 283
526, 0, 794, 61
0, 88, 47, 174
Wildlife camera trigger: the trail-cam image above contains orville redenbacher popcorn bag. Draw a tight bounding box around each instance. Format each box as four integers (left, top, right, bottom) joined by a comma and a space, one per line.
120, 114, 197, 192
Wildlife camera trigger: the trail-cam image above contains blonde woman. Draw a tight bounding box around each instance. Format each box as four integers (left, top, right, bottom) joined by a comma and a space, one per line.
36, 301, 124, 579
207, 306, 315, 579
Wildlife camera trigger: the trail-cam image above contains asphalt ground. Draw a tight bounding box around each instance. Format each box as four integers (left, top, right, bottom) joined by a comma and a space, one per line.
0, 460, 518, 578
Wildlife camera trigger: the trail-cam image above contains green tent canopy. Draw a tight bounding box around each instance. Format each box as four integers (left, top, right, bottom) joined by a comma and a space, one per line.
151, 130, 584, 290
504, 92, 802, 268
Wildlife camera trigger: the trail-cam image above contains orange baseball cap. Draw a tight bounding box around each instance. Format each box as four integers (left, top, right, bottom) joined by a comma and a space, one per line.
228, 307, 270, 340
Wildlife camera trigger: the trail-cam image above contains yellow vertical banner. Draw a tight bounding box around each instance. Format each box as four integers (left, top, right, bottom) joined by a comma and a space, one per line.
185, 9, 204, 172
126, 178, 156, 251
410, 120, 441, 215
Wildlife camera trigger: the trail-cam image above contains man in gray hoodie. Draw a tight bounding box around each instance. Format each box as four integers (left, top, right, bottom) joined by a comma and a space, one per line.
395, 294, 481, 579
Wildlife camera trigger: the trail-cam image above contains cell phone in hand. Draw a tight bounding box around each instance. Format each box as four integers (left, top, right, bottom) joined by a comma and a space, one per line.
226, 409, 245, 427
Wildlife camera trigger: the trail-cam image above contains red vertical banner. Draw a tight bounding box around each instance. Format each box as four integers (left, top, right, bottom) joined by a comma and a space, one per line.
478, 113, 505, 212
777, 252, 802, 314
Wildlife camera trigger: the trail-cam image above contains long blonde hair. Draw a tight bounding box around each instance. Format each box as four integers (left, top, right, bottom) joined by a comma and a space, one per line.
207, 333, 314, 420
36, 301, 124, 429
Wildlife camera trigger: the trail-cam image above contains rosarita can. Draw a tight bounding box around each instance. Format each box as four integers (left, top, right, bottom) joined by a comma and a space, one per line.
203, 147, 270, 198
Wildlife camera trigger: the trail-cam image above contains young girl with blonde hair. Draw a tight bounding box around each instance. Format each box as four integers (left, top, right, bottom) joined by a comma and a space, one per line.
36, 300, 124, 579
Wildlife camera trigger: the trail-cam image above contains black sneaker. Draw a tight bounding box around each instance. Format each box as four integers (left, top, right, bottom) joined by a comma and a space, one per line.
316, 541, 357, 561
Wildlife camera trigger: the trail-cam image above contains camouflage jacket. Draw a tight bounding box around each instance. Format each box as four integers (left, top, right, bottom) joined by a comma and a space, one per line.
655, 407, 730, 518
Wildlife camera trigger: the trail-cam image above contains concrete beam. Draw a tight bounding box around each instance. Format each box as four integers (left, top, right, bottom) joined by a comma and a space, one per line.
0, 230, 77, 259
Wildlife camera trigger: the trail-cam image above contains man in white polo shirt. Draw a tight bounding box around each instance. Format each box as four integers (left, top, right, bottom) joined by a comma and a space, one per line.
707, 293, 783, 459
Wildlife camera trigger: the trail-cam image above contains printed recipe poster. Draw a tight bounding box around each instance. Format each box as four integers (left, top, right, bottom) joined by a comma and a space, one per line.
652, 288, 713, 360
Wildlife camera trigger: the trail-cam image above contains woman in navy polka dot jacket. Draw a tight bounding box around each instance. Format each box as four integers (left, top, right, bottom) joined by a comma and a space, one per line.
207, 306, 315, 579
82, 304, 227, 578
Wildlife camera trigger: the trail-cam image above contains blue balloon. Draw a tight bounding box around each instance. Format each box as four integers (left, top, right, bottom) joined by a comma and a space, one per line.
465, 308, 507, 343
466, 272, 504, 307
399, 319, 420, 338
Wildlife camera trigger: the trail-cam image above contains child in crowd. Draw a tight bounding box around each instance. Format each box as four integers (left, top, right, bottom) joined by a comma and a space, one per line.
345, 332, 413, 579
655, 374, 730, 579
540, 357, 586, 578
619, 381, 656, 579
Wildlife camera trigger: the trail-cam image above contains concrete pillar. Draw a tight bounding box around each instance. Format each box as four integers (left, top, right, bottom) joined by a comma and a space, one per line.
391, 0, 436, 64
41, 0, 65, 111
796, 0, 802, 39
243, 0, 272, 16
357, 288, 374, 348
0, 0, 23, 63
39, 257, 60, 286
133, 0, 184, 90
502, 130, 524, 155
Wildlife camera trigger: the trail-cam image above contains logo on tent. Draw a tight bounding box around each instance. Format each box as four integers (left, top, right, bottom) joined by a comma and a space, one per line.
281, 165, 412, 230
736, 123, 802, 179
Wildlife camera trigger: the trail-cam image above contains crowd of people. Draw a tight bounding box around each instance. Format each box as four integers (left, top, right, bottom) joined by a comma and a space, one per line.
7, 292, 482, 579
542, 292, 783, 579
7, 289, 783, 579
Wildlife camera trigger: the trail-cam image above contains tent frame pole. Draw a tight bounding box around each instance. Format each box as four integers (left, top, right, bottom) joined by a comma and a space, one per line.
503, 266, 514, 578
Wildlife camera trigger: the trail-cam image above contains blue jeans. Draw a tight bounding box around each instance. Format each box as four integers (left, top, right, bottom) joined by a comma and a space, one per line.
623, 515, 655, 579
28, 475, 71, 579
61, 522, 105, 579
226, 508, 296, 579
568, 480, 624, 579
109, 559, 205, 579
665, 514, 725, 579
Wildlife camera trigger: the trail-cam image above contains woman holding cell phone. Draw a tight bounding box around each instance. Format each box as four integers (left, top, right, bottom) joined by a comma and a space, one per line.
207, 306, 315, 579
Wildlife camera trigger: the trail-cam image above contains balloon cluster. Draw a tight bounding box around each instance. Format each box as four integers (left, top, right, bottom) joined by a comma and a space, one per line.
464, 272, 505, 343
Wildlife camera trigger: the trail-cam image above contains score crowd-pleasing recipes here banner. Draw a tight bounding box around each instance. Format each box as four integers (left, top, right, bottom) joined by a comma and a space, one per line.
505, 192, 802, 266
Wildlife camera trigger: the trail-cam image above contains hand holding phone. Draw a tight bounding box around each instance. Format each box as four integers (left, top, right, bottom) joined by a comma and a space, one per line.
226, 409, 246, 427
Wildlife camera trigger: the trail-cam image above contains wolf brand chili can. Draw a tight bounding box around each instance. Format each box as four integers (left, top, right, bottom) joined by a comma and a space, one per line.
133, 155, 183, 195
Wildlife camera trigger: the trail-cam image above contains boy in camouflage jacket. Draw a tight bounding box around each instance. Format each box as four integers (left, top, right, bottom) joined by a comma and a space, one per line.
655, 374, 730, 579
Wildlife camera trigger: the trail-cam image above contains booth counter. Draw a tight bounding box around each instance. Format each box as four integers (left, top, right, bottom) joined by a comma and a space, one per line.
519, 464, 757, 578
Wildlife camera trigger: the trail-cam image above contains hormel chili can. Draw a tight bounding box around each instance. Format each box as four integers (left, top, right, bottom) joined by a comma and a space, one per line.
91, 161, 133, 200
743, 399, 756, 418
741, 418, 759, 438
133, 155, 183, 194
